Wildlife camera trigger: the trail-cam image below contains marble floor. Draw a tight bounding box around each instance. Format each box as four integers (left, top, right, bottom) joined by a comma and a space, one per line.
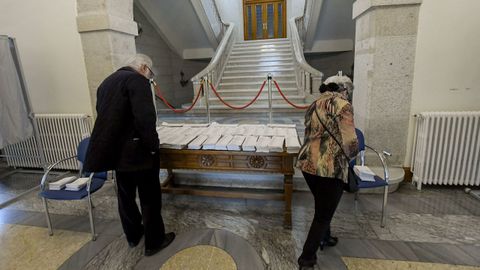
1, 166, 480, 269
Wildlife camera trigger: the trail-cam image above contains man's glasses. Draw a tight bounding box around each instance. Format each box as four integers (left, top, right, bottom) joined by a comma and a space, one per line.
146, 65, 155, 78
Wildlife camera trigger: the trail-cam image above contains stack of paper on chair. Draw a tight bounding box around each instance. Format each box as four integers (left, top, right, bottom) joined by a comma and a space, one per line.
215, 135, 233, 150
49, 176, 77, 190
269, 136, 285, 152
242, 136, 258, 151
65, 177, 90, 191
353, 165, 376, 182
227, 136, 246, 151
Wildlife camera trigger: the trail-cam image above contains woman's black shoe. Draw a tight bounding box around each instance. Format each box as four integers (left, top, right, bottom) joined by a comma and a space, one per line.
298, 255, 317, 269
319, 235, 339, 250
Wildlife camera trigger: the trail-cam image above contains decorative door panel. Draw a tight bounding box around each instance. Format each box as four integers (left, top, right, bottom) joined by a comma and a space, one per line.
244, 0, 286, 40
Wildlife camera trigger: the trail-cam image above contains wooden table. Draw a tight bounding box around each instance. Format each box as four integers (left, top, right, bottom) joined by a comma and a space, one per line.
159, 148, 296, 229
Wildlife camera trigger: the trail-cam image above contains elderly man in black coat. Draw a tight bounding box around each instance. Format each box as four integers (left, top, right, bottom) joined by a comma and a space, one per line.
83, 54, 174, 256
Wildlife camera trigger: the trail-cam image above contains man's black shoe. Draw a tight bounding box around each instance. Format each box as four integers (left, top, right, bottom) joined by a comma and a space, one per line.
144, 232, 176, 257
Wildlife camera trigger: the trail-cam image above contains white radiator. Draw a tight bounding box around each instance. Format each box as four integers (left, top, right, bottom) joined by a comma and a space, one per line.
3, 114, 92, 170
412, 111, 480, 190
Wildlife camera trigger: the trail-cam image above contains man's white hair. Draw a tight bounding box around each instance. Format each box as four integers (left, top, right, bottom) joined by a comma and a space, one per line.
126, 53, 153, 70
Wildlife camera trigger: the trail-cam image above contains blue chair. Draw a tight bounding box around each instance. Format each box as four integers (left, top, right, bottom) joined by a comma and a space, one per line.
39, 137, 107, 240
351, 128, 392, 227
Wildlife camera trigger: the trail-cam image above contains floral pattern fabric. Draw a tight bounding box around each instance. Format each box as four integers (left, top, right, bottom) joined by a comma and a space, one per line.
296, 92, 359, 183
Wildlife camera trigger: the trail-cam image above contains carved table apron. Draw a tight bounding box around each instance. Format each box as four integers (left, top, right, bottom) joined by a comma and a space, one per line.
159, 148, 295, 229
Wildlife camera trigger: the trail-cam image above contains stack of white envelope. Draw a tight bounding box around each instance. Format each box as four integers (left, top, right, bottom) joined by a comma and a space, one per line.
188, 135, 209, 150
269, 136, 285, 152
286, 136, 301, 153
49, 176, 77, 190
256, 136, 273, 153
227, 135, 246, 151
242, 136, 258, 151
214, 135, 233, 150
65, 177, 90, 191
202, 134, 222, 150
353, 165, 376, 182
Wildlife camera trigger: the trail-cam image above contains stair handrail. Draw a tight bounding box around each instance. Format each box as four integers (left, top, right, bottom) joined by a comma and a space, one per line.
199, 0, 228, 42
191, 22, 236, 103
211, 0, 228, 41
289, 14, 323, 99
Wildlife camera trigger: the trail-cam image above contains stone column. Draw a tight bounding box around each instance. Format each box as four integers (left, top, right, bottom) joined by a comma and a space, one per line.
76, 0, 138, 114
352, 0, 422, 165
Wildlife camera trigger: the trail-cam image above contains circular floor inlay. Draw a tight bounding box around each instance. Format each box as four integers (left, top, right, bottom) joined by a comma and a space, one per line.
160, 245, 237, 270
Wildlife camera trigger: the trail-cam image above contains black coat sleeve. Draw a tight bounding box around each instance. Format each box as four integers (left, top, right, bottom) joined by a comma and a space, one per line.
125, 74, 159, 153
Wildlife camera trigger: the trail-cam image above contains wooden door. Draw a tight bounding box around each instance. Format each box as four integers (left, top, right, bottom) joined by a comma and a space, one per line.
243, 0, 286, 40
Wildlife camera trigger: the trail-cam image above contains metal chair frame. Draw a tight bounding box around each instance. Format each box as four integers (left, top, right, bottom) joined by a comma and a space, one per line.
353, 129, 391, 228
40, 156, 98, 241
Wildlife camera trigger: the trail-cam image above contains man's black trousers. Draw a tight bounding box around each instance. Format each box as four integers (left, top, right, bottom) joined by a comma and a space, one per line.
115, 168, 166, 250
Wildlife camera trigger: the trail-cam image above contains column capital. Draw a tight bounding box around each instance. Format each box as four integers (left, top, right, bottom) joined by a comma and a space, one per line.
353, 0, 422, 19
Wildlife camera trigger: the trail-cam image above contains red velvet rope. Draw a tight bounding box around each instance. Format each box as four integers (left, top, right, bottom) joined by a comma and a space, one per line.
153, 83, 203, 113
273, 80, 309, 109
209, 81, 266, 110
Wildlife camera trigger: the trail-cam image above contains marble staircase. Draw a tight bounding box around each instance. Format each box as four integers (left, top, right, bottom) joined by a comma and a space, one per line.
207, 38, 310, 112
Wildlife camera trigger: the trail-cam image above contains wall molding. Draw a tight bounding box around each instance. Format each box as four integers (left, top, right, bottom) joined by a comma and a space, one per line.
77, 13, 138, 35
353, 0, 423, 19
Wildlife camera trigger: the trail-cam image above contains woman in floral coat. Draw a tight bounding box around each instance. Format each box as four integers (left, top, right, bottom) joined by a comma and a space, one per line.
296, 82, 359, 269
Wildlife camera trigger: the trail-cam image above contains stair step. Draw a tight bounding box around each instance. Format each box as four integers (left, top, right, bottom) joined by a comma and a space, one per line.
214, 88, 298, 97
225, 62, 294, 70
231, 48, 291, 55
209, 98, 305, 106
223, 69, 295, 77
237, 38, 290, 45
228, 58, 293, 65
207, 103, 308, 109
221, 75, 295, 84
228, 53, 292, 61
225, 66, 294, 73
232, 44, 291, 51
216, 87, 298, 93
219, 81, 296, 90
229, 54, 292, 61
208, 100, 307, 107
209, 94, 304, 101
221, 74, 295, 80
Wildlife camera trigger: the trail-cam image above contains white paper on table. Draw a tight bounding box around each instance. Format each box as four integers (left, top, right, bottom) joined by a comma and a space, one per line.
267, 124, 296, 128
269, 136, 285, 152
256, 136, 273, 152
188, 135, 209, 149
184, 123, 210, 127
242, 136, 258, 151
286, 136, 301, 153
227, 135, 246, 151
202, 134, 222, 150
161, 122, 184, 127
214, 135, 233, 150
